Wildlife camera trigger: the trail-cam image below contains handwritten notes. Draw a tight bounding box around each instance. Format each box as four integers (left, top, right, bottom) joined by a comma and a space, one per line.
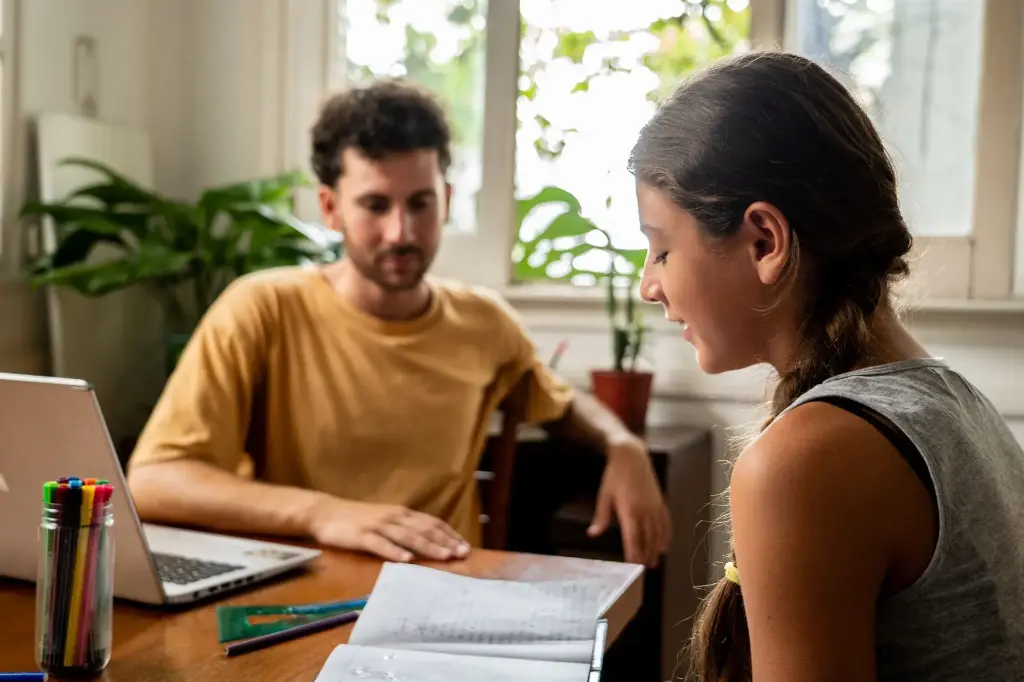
346, 563, 603, 663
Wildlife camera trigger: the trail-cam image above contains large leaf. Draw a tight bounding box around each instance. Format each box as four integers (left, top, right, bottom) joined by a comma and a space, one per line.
30, 242, 196, 296
614, 248, 647, 273
516, 186, 583, 228
533, 211, 597, 242
513, 242, 597, 281
153, 201, 203, 251
132, 241, 198, 279
21, 201, 148, 227
65, 181, 159, 208
230, 204, 341, 254
30, 258, 140, 296
199, 171, 309, 217
42, 223, 132, 270
58, 157, 162, 203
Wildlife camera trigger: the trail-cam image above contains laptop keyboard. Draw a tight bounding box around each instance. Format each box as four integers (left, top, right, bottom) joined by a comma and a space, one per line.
153, 552, 245, 585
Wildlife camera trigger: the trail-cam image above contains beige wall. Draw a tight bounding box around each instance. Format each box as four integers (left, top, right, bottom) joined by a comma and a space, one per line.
0, 0, 329, 444
0, 0, 155, 379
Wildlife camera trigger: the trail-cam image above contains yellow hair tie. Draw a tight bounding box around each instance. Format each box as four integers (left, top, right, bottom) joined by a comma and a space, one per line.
724, 561, 741, 586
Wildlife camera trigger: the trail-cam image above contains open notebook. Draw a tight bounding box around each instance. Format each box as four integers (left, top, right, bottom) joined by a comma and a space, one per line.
314, 563, 608, 681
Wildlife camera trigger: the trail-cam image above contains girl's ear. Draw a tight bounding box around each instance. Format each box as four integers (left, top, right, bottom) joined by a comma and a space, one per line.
738, 201, 792, 286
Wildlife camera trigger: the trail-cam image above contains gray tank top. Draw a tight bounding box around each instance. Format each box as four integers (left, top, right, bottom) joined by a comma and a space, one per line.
786, 358, 1024, 681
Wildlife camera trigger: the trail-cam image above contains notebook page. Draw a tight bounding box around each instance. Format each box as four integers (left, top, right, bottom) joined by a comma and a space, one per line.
314, 644, 590, 682
348, 563, 602, 663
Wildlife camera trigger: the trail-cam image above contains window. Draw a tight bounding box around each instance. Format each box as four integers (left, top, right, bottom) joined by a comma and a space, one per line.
326, 0, 1024, 302
338, 0, 487, 235
788, 0, 1022, 300
790, 0, 983, 239
515, 1, 751, 284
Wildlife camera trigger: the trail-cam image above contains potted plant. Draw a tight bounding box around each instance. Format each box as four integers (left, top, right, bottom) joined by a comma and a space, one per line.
515, 186, 653, 434
22, 157, 342, 374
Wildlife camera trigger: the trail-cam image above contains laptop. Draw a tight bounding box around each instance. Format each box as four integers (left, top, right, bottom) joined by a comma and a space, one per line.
0, 372, 320, 605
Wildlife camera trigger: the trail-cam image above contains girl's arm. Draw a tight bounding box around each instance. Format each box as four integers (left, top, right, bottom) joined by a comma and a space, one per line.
730, 400, 936, 682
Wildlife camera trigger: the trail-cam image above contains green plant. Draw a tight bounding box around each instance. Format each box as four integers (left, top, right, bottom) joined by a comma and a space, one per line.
23, 157, 342, 333
514, 186, 649, 373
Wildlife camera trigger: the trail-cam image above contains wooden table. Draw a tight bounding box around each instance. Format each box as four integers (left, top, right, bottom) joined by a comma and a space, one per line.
0, 546, 643, 681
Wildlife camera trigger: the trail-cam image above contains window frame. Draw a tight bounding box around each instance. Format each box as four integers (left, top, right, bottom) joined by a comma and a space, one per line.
0, 0, 22, 273
324, 0, 1024, 305
777, 0, 1021, 303
327, 0, 519, 290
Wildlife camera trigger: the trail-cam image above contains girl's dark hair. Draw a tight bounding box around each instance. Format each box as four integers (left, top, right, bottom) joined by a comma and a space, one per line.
628, 52, 913, 681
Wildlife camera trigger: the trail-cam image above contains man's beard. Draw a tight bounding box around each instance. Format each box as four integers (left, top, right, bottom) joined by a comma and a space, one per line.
348, 245, 429, 292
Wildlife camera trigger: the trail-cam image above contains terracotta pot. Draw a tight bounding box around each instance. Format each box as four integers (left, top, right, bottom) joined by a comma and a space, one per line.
590, 370, 654, 435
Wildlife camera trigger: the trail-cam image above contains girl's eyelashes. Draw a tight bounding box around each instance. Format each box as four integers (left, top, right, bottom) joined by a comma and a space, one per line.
652, 251, 668, 265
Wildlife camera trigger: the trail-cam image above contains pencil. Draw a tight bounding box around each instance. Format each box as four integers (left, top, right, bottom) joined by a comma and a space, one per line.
224, 610, 361, 657
549, 339, 569, 369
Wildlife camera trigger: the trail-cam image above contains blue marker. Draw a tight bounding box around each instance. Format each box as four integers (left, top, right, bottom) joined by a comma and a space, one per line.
287, 597, 368, 615
0, 673, 47, 681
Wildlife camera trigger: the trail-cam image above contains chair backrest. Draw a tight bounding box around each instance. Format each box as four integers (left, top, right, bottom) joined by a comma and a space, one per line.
479, 372, 531, 549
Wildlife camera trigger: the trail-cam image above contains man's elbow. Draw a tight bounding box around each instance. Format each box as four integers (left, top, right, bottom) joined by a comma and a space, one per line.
126, 458, 202, 520
126, 461, 165, 520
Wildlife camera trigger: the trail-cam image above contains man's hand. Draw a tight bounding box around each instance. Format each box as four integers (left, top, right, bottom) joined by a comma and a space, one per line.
308, 497, 471, 563
587, 437, 671, 567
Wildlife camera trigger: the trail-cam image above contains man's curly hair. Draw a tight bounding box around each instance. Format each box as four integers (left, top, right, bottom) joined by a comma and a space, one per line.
310, 79, 453, 188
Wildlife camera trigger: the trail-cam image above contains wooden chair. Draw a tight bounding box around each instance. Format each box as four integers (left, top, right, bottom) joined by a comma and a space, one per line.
476, 372, 531, 550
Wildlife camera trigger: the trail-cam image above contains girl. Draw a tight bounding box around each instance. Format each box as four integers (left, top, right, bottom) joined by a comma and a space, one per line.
630, 52, 1024, 682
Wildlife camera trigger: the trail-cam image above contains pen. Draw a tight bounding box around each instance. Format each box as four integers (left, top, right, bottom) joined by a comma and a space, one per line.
549, 339, 569, 369
0, 674, 47, 681
588, 619, 608, 682
224, 610, 361, 657
286, 597, 367, 615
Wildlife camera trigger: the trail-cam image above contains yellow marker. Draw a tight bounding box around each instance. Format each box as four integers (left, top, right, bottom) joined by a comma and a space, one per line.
64, 484, 95, 666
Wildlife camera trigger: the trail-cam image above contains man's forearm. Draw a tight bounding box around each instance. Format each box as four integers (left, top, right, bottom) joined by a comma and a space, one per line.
544, 390, 669, 566
544, 391, 641, 454
127, 459, 326, 538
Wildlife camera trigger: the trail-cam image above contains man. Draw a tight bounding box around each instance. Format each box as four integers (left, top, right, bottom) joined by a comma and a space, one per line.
127, 80, 670, 567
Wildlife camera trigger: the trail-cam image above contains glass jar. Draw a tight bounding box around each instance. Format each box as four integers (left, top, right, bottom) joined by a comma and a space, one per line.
35, 481, 115, 677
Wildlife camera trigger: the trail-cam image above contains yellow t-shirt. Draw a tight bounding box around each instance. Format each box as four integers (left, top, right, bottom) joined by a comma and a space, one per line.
128, 266, 573, 545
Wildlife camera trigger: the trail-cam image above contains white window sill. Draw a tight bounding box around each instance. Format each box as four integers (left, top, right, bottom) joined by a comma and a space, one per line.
500, 282, 1024, 317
